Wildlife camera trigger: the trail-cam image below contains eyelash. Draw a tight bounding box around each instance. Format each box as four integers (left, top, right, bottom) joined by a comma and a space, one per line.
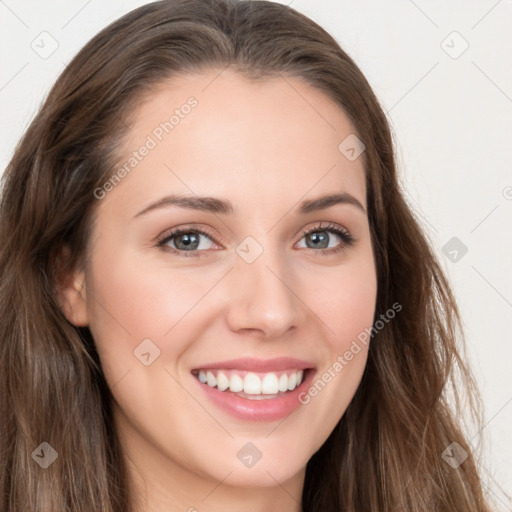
156, 222, 355, 258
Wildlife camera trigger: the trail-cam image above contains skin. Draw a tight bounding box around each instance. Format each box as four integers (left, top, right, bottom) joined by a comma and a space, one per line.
60, 69, 377, 512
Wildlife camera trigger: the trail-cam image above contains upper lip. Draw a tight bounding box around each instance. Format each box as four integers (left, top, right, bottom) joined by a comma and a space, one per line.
191, 357, 315, 373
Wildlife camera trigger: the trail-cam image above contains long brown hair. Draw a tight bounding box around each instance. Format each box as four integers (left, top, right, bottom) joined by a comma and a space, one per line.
0, 1, 493, 510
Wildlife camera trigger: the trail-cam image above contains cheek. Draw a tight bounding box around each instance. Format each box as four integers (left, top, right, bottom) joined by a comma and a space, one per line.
314, 275, 376, 371
320, 270, 377, 347
84, 250, 192, 382
86, 246, 218, 339
293, 246, 377, 438
302, 244, 378, 353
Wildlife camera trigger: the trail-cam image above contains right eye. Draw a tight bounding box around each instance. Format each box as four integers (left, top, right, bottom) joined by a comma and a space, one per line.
157, 227, 221, 258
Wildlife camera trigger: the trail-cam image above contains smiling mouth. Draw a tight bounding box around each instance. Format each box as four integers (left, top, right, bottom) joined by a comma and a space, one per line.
191, 368, 311, 399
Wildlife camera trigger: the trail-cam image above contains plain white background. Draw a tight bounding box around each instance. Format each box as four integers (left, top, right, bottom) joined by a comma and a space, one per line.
1, 0, 511, 507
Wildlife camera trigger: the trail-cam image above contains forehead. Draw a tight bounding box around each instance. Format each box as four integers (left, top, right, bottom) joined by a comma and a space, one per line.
100, 69, 367, 219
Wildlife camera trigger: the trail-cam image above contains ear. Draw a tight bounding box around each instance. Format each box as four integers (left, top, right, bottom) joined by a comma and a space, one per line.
53, 246, 89, 327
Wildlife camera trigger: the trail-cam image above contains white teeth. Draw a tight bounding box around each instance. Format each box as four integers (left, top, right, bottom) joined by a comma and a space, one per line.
206, 371, 216, 388
216, 371, 230, 391
287, 372, 297, 391
229, 374, 244, 393
261, 373, 279, 394
278, 374, 288, 392
196, 369, 306, 395
244, 372, 261, 394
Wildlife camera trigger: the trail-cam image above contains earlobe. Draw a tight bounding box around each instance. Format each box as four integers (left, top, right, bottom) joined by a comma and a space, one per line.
54, 246, 89, 327
65, 274, 89, 327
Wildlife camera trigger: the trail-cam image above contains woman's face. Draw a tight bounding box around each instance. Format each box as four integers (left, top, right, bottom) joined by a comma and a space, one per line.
66, 69, 377, 503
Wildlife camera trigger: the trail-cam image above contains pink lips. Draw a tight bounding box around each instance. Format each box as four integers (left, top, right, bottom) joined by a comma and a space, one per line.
191, 357, 316, 422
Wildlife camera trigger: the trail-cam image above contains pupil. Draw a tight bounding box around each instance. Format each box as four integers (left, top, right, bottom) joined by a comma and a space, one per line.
308, 231, 328, 249
177, 233, 199, 250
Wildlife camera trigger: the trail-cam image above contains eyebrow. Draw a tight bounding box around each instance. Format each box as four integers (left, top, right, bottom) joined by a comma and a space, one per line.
134, 192, 366, 218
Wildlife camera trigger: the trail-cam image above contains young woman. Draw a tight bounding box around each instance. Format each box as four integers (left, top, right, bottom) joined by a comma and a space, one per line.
0, 0, 493, 510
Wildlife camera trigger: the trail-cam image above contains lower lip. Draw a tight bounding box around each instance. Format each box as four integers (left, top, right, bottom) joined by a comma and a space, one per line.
193, 369, 316, 422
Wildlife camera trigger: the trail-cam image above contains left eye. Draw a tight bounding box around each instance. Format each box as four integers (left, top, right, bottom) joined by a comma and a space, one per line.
297, 227, 345, 250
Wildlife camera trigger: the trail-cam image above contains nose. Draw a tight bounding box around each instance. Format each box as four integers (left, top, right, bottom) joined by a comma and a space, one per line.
223, 243, 305, 339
